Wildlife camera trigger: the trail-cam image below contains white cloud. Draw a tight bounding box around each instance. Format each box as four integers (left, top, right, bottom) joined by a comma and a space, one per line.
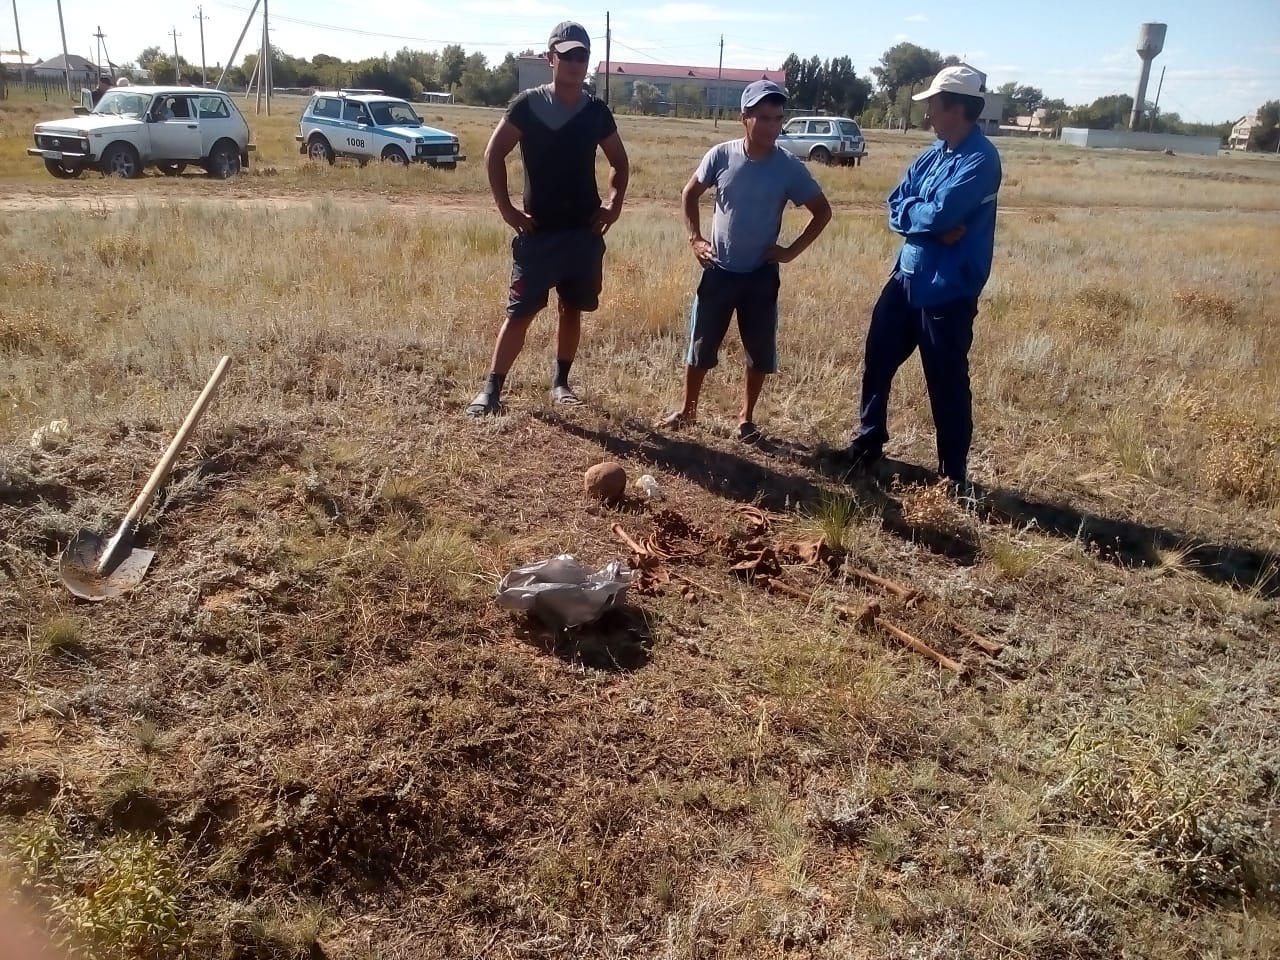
462, 0, 568, 13
637, 3, 779, 24
905, 13, 927, 22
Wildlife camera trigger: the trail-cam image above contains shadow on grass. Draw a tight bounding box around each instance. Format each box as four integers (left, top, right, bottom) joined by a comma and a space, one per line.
514, 604, 654, 673
538, 410, 1280, 599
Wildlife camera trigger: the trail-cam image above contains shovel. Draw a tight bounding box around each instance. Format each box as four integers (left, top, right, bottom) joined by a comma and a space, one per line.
59, 356, 232, 601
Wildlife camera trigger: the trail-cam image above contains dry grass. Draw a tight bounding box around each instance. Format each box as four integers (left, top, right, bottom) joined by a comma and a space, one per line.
1, 87, 1279, 959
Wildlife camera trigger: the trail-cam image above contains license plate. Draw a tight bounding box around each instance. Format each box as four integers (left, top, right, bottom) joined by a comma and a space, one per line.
41, 150, 64, 160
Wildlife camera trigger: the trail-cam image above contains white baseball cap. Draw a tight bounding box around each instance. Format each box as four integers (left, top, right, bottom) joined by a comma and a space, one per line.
912, 65, 986, 102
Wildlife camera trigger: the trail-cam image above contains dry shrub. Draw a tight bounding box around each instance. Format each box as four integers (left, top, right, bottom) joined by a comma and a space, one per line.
1063, 285, 1137, 340
1173, 288, 1238, 324
1202, 416, 1280, 505
0, 310, 79, 355
92, 233, 155, 268
894, 479, 973, 537
1054, 728, 1280, 904
4, 257, 57, 287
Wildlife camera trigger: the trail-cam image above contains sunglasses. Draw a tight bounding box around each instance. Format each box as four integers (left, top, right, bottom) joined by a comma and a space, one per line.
555, 49, 590, 63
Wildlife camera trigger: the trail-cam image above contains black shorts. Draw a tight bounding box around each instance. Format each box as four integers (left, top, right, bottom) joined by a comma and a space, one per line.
686, 263, 780, 373
507, 227, 606, 321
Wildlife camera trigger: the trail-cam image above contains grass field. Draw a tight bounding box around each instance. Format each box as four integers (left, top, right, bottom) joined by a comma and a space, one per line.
1, 86, 1279, 959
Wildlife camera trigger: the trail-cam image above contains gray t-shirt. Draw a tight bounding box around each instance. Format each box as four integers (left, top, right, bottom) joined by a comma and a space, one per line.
695, 139, 823, 273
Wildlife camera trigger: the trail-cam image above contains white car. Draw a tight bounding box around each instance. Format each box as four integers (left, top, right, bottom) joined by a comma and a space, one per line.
27, 85, 255, 179
296, 90, 464, 168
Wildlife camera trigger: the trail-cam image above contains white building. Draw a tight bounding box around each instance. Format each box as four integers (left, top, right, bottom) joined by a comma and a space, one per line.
1229, 115, 1258, 150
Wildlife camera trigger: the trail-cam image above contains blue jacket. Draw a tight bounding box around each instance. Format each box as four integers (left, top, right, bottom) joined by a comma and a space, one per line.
888, 126, 1002, 309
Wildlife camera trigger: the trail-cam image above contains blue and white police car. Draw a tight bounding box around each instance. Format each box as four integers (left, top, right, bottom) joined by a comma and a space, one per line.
296, 89, 464, 168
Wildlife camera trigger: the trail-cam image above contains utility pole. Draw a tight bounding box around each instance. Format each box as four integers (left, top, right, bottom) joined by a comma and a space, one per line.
713, 33, 723, 128
214, 0, 260, 90
169, 26, 181, 83
257, 0, 270, 115
194, 5, 209, 86
9, 0, 24, 74
603, 11, 610, 106
55, 0, 71, 97
93, 25, 106, 77
1148, 64, 1165, 132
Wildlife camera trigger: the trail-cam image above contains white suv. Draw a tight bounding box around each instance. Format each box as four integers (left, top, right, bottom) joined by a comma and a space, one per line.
296, 90, 464, 168
28, 85, 254, 179
778, 116, 867, 166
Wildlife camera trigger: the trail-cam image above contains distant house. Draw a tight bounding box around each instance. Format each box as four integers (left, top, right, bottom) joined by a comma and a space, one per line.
593, 61, 786, 115
1229, 114, 1259, 150
515, 57, 785, 114
33, 54, 100, 85
1000, 107, 1052, 137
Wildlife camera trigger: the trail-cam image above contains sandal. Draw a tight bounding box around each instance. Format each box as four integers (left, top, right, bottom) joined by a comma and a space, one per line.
549, 384, 582, 406
465, 392, 502, 418
736, 421, 762, 445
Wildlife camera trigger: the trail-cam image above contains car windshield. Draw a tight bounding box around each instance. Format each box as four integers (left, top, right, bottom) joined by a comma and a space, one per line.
368, 101, 421, 126
92, 90, 150, 120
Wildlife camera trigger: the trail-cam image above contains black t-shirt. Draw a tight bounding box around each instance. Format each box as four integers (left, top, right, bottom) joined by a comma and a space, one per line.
506, 85, 618, 231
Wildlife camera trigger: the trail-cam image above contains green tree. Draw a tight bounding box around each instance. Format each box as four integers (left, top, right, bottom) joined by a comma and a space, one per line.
488, 52, 520, 105
457, 51, 492, 104
632, 80, 661, 115
1249, 100, 1279, 151
871, 42, 943, 102
440, 44, 466, 91
671, 82, 705, 115
137, 46, 163, 71
819, 55, 871, 116
1069, 93, 1133, 130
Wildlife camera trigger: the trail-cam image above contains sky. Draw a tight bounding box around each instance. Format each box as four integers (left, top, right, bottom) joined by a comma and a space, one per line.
7, 0, 1278, 122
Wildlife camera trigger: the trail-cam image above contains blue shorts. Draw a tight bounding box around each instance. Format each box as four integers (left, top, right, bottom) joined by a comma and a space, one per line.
686, 263, 780, 373
507, 228, 605, 321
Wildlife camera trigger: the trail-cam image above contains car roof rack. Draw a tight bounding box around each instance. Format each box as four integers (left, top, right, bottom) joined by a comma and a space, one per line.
338, 88, 384, 96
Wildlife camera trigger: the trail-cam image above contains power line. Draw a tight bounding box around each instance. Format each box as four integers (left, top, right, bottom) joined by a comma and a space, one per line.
209, 0, 568, 50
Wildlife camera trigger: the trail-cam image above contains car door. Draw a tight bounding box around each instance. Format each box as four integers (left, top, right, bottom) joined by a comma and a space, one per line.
341, 100, 375, 160
146, 95, 202, 161
195, 95, 236, 156
778, 119, 807, 159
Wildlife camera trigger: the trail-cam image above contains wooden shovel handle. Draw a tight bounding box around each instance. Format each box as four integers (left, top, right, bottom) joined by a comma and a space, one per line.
118, 356, 232, 531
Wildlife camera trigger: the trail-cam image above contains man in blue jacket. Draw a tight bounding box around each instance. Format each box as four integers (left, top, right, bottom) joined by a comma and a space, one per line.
845, 65, 1002, 490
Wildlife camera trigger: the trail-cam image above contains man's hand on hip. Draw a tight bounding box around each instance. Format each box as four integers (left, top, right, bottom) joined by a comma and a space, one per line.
500, 205, 537, 236
689, 237, 714, 265
765, 243, 797, 264
592, 201, 621, 235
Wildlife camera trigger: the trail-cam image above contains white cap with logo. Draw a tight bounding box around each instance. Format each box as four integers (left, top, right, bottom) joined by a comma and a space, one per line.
912, 65, 986, 102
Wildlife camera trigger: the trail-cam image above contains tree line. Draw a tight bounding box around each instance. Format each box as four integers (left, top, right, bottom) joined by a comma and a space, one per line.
128, 43, 531, 107
115, 37, 1258, 143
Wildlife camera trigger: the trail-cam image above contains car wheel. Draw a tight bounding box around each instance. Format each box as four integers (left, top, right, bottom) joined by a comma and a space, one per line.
206, 142, 242, 179
810, 146, 833, 165
307, 136, 335, 165
157, 162, 187, 176
381, 146, 409, 166
100, 143, 142, 179
44, 159, 84, 179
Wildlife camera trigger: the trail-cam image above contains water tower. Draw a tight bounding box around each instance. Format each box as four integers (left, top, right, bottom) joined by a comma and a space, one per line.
1129, 22, 1167, 130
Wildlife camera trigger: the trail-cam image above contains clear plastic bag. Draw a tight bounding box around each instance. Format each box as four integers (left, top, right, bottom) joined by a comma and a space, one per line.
495, 555, 634, 629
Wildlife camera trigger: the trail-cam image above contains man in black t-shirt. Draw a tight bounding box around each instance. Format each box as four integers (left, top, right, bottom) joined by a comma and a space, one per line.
466, 20, 630, 418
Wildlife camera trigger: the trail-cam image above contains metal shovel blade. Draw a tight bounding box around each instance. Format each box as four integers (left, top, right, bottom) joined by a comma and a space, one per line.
58, 527, 156, 602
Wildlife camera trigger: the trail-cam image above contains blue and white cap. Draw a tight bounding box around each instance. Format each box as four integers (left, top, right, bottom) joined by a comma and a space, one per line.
741, 79, 787, 111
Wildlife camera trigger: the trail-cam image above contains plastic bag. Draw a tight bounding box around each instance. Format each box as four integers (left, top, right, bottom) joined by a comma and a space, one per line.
495, 554, 634, 629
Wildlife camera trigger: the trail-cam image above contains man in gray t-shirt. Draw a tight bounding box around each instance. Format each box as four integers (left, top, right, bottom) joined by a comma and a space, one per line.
660, 79, 831, 442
